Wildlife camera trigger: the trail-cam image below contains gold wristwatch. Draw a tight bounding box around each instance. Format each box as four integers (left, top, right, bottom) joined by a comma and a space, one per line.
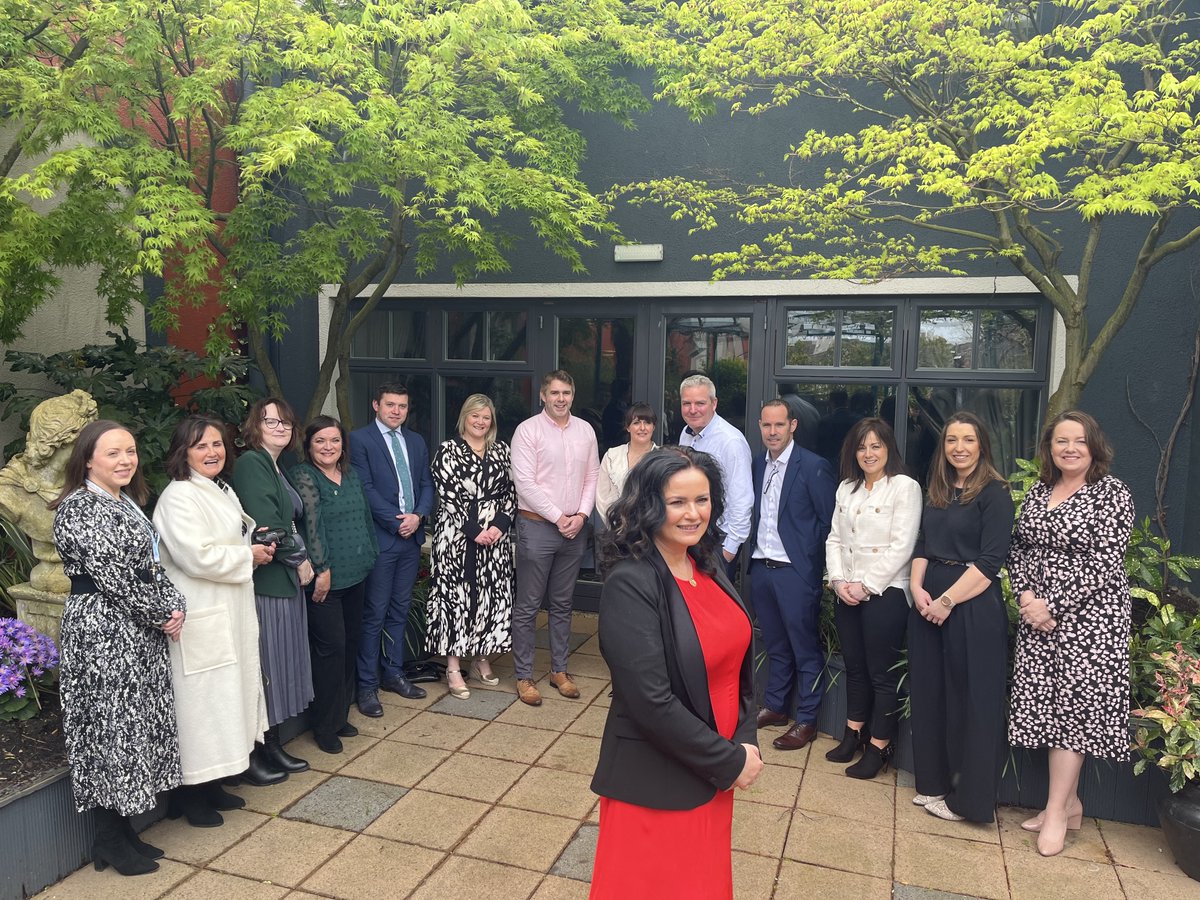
938, 594, 955, 609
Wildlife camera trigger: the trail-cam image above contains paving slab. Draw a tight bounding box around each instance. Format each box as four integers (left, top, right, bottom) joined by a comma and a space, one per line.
162, 869, 290, 899
550, 823, 598, 882
416, 751, 528, 802
501, 766, 598, 819
387, 709, 489, 748
456, 806, 580, 872
894, 830, 1009, 900
146, 807, 271, 866
407, 855, 542, 899
208, 817, 354, 888
364, 788, 490, 850
460, 721, 562, 764
426, 687, 516, 721
281, 775, 407, 831
299, 835, 444, 899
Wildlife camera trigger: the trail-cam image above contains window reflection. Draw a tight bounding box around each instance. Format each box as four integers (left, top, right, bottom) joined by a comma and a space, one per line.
558, 317, 636, 456
918, 308, 1036, 371
785, 309, 894, 368
906, 386, 1040, 484
441, 375, 532, 447
349, 372, 433, 447
775, 382, 897, 463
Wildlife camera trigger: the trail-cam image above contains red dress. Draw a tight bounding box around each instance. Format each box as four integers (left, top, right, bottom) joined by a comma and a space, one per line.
590, 570, 751, 899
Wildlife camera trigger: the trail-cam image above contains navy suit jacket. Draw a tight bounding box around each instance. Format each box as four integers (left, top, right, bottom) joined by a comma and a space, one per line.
349, 422, 434, 551
749, 442, 837, 592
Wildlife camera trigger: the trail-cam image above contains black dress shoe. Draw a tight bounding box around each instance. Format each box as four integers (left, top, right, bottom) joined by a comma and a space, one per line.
242, 747, 288, 786
773, 722, 818, 751
380, 674, 427, 700
314, 733, 344, 754
166, 785, 223, 828
357, 689, 384, 718
262, 735, 310, 773
336, 723, 359, 738
756, 708, 789, 729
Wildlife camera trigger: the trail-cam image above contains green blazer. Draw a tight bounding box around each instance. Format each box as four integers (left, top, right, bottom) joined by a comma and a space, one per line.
232, 448, 300, 599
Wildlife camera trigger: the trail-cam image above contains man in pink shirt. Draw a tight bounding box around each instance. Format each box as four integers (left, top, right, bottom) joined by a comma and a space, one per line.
510, 370, 599, 706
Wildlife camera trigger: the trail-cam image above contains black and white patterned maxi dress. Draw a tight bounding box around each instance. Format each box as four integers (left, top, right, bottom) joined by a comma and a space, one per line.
1007, 475, 1135, 760
426, 438, 516, 656
53, 488, 187, 815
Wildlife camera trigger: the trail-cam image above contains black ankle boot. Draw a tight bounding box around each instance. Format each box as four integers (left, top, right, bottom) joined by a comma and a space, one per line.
825, 724, 868, 763
121, 817, 164, 860
263, 727, 309, 773
202, 779, 246, 811
92, 808, 159, 876
166, 785, 223, 828
243, 745, 288, 786
846, 742, 894, 780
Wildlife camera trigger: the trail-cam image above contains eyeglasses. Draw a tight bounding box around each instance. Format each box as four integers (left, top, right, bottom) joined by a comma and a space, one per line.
262, 417, 293, 430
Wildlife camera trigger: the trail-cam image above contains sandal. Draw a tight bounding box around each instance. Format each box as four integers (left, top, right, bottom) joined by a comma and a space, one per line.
469, 657, 500, 686
446, 668, 470, 700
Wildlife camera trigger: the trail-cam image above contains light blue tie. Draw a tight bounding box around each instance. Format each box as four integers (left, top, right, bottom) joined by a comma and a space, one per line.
387, 430, 414, 514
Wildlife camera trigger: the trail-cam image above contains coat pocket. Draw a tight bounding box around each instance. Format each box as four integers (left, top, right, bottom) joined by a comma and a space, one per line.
178, 605, 238, 675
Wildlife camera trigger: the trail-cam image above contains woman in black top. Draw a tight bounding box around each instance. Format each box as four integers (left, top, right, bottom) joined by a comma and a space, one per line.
907, 411, 1014, 823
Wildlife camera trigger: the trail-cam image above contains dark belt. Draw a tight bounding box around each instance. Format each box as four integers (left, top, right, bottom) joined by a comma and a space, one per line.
931, 557, 970, 567
758, 559, 790, 569
69, 573, 100, 594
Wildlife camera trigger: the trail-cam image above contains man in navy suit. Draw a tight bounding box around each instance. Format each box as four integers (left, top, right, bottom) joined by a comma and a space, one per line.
749, 399, 837, 750
350, 382, 435, 716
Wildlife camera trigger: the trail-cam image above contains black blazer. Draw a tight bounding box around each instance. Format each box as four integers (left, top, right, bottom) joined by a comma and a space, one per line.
590, 550, 757, 810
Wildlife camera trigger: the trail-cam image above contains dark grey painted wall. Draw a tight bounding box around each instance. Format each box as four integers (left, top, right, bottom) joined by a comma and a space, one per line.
270, 70, 1200, 553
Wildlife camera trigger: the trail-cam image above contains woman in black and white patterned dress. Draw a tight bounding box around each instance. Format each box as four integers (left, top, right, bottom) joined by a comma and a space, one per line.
52, 420, 186, 876
426, 394, 516, 699
1007, 410, 1134, 858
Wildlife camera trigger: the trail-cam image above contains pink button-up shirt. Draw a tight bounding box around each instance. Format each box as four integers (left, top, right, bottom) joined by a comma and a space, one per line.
511, 409, 599, 523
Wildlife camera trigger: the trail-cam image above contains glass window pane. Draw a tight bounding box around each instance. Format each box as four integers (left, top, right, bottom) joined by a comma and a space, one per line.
488, 310, 528, 361
390, 310, 428, 360
348, 372, 432, 448
977, 309, 1037, 370
441, 375, 533, 447
785, 311, 836, 366
446, 310, 484, 361
774, 382, 897, 465
664, 315, 751, 440
351, 310, 389, 359
918, 309, 975, 369
558, 317, 637, 456
840, 309, 894, 367
906, 385, 1041, 483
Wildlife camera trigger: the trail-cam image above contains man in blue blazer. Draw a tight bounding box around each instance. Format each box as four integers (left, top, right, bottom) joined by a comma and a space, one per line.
749, 399, 837, 750
349, 382, 435, 715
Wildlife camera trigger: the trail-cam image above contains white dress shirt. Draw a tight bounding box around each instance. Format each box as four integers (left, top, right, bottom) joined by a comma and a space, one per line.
679, 412, 753, 557
752, 441, 793, 563
825, 474, 923, 602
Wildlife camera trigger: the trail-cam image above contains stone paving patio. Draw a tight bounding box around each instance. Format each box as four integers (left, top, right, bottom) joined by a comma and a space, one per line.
35, 612, 1200, 899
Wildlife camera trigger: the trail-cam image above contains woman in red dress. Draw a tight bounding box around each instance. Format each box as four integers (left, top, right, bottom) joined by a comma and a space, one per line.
590, 447, 763, 899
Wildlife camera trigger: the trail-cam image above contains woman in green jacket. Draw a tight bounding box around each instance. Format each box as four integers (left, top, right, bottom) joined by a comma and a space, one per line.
233, 397, 315, 779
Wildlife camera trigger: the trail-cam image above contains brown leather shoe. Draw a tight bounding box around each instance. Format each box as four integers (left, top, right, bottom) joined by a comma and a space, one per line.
772, 722, 818, 751
756, 708, 789, 728
516, 678, 543, 706
549, 671, 581, 699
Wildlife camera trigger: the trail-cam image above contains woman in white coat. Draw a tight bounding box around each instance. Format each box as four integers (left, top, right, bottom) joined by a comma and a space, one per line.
153, 416, 275, 827
595, 403, 658, 525
825, 417, 922, 779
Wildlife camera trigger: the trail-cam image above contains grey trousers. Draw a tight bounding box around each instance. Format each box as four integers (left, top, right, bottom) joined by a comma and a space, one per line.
513, 516, 588, 679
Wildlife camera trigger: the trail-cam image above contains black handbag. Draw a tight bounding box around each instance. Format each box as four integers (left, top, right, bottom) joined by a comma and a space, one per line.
252, 524, 308, 568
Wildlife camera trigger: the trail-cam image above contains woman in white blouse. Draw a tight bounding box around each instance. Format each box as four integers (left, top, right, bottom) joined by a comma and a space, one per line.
595, 403, 658, 525
825, 417, 922, 779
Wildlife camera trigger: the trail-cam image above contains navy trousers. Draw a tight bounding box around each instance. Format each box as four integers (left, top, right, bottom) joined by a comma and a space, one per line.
357, 536, 420, 691
750, 560, 824, 724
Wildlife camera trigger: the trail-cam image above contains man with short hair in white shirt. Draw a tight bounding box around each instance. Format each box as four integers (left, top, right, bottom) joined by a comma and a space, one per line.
510, 370, 599, 707
750, 399, 837, 751
678, 374, 753, 579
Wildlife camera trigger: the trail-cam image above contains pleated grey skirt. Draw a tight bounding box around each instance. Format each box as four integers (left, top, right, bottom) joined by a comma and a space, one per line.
256, 587, 314, 726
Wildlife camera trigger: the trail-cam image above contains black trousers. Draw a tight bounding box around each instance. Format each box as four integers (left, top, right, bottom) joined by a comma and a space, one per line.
307, 579, 366, 741
835, 586, 908, 742
907, 562, 1007, 823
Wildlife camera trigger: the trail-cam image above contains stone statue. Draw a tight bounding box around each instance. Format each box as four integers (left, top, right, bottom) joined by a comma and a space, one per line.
0, 391, 98, 617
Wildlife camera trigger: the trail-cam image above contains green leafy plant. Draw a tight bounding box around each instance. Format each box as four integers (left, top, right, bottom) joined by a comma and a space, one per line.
1131, 632, 1200, 792
0, 515, 35, 618
0, 329, 256, 496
